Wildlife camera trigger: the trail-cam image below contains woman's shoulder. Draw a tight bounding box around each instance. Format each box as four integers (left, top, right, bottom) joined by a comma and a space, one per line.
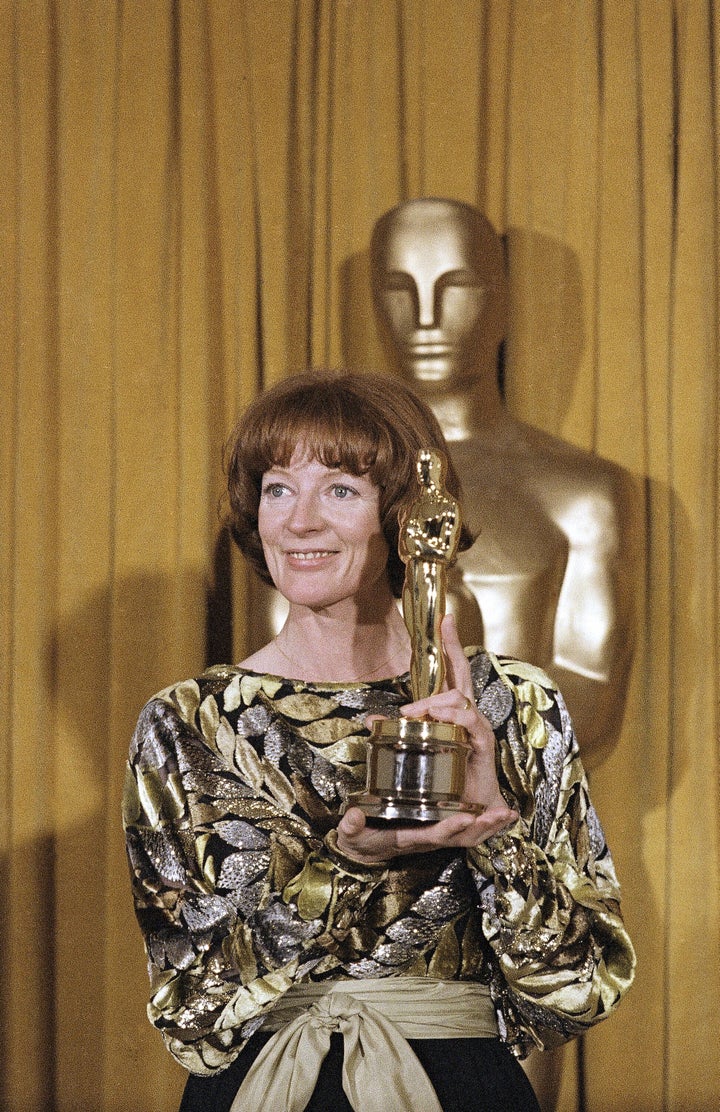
139, 664, 287, 720
128, 665, 288, 768
466, 646, 568, 742
134, 663, 399, 733
478, 649, 558, 693
464, 645, 556, 689
142, 663, 241, 708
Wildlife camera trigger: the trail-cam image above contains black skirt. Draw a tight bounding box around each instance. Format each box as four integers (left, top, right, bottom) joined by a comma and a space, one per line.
179, 1030, 540, 1112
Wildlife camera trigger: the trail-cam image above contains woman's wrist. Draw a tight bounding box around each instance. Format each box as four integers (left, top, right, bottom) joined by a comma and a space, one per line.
325, 828, 391, 874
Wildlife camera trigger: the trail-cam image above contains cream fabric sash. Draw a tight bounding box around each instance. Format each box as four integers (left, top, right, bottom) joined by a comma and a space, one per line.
229, 978, 497, 1112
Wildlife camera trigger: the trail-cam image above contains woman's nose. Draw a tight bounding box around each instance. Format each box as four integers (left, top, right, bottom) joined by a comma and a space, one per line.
287, 491, 323, 531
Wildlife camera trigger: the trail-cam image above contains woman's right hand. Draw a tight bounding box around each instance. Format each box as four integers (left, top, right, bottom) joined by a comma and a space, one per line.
336, 614, 518, 865
336, 801, 516, 866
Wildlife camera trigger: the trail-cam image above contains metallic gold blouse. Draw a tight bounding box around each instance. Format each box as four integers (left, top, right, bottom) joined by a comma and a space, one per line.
122, 649, 635, 1075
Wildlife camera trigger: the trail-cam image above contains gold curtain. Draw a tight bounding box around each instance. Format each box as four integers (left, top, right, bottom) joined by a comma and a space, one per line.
1, 2, 718, 1110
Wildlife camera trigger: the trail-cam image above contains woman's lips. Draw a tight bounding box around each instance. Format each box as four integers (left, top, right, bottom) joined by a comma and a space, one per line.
285, 550, 337, 564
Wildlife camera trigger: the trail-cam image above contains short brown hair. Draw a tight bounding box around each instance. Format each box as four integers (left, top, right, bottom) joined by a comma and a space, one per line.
224, 370, 472, 596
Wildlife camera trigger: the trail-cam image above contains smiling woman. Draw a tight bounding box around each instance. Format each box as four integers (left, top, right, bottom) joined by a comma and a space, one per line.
228, 372, 470, 682
224, 369, 472, 602
122, 370, 635, 1112
254, 456, 390, 639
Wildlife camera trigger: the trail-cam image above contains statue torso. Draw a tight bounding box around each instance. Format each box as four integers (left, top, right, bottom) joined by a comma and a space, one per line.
447, 424, 624, 673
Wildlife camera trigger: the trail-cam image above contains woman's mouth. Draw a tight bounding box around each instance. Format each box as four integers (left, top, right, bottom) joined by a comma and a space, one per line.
287, 550, 335, 561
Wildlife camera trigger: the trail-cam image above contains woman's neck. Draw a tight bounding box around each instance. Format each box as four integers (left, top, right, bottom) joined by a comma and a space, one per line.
278, 600, 411, 681
242, 597, 412, 683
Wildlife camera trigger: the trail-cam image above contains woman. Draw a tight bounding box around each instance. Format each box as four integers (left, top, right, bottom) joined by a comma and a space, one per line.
123, 370, 635, 1112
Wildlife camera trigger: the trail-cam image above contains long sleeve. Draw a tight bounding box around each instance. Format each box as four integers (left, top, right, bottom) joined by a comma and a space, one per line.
122, 673, 389, 1075
466, 654, 635, 1056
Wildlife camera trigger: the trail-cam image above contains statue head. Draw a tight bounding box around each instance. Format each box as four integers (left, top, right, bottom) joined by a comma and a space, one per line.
370, 198, 507, 390
417, 448, 445, 490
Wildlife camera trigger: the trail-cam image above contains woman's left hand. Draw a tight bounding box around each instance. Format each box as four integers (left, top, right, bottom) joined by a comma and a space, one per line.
337, 614, 518, 865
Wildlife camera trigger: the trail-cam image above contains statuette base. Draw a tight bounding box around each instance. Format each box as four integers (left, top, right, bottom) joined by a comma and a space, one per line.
347, 717, 482, 824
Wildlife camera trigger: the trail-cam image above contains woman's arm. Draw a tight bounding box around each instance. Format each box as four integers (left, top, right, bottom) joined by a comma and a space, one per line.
123, 681, 389, 1075
466, 658, 635, 1056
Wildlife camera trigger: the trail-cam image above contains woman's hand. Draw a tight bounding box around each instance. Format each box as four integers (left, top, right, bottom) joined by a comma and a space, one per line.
336, 614, 518, 865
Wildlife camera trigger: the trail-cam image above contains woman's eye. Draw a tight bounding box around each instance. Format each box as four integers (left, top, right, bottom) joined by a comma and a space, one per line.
263, 483, 287, 498
332, 483, 359, 499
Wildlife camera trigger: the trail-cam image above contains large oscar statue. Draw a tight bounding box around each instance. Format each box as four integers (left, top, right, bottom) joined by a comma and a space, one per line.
370, 197, 639, 772
347, 449, 479, 824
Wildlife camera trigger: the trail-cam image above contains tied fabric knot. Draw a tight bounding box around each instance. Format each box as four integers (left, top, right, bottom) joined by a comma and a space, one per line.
230, 989, 443, 1112
308, 993, 363, 1032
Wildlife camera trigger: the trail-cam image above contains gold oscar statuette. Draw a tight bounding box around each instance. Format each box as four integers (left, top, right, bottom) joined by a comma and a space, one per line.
348, 449, 481, 823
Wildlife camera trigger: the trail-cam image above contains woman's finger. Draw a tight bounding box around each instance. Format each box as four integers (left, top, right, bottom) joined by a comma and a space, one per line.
391, 805, 519, 853
337, 804, 519, 864
399, 695, 480, 734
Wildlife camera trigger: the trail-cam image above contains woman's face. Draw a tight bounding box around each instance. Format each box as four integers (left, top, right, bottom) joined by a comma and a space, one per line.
258, 448, 391, 613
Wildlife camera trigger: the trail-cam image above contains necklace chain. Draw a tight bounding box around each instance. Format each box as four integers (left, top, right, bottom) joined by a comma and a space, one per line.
273, 638, 405, 682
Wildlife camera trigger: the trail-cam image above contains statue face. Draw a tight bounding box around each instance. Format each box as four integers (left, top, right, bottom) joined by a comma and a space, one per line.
371, 201, 505, 386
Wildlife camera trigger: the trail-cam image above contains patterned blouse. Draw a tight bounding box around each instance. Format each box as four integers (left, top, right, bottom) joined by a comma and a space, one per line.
122, 649, 635, 1076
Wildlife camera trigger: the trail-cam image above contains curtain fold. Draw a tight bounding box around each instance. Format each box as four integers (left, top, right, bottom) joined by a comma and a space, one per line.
2, 2, 718, 1110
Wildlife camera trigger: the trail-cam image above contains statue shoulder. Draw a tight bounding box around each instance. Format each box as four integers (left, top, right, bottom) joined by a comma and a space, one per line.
502, 422, 637, 528
532, 437, 639, 549
450, 421, 639, 552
